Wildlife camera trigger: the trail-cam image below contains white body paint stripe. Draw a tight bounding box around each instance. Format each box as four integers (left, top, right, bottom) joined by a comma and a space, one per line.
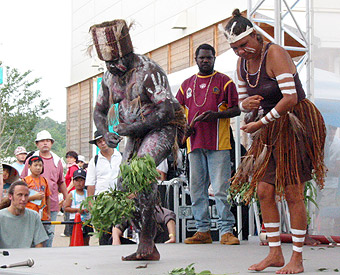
291, 229, 306, 235
269, 241, 281, 247
276, 73, 293, 81
292, 236, 305, 242
264, 223, 280, 228
279, 82, 295, 88
267, 231, 280, 237
281, 89, 297, 94
293, 245, 303, 252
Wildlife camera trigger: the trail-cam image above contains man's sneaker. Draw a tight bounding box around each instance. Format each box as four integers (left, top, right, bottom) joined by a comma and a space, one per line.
184, 231, 212, 244
220, 232, 240, 245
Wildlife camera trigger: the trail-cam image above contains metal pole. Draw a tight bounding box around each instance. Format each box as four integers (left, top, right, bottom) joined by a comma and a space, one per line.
307, 0, 314, 101
275, 0, 282, 45
173, 180, 180, 243
181, 182, 186, 243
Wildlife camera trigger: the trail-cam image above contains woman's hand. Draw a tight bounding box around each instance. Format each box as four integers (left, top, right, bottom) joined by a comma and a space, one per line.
241, 95, 263, 111
241, 121, 262, 134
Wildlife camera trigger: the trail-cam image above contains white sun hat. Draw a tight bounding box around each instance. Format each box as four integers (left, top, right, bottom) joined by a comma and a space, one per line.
35, 130, 55, 143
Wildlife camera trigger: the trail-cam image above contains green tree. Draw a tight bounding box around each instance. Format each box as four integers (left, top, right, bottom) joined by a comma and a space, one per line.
0, 66, 50, 160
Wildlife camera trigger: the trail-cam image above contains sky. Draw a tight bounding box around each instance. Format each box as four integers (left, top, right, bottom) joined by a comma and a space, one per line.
0, 0, 71, 122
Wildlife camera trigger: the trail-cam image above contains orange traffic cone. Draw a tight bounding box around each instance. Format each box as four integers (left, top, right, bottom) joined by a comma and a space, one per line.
70, 213, 84, 246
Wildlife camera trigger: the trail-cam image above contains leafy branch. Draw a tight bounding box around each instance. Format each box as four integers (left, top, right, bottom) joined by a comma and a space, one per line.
81, 154, 160, 237
120, 154, 160, 194
81, 188, 135, 238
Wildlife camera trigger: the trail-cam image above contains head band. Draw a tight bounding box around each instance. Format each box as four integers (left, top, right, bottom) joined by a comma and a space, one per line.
218, 22, 254, 44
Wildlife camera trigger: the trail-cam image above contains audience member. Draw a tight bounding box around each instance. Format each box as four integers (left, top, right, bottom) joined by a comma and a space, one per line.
64, 169, 93, 246
12, 146, 28, 175
2, 164, 19, 198
85, 130, 122, 244
112, 206, 176, 245
77, 155, 86, 169
0, 181, 48, 248
156, 159, 168, 181
21, 130, 67, 247
24, 156, 51, 246
65, 151, 80, 193
0, 161, 3, 201
62, 150, 80, 237
176, 43, 240, 245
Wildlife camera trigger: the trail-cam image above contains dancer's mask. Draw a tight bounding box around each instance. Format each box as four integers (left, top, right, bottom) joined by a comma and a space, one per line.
90, 19, 133, 61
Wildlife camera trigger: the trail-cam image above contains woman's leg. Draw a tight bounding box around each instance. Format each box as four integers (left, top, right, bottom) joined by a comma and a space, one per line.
276, 183, 306, 274
249, 181, 285, 271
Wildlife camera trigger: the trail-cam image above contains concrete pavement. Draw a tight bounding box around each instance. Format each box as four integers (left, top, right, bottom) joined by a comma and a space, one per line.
0, 239, 339, 274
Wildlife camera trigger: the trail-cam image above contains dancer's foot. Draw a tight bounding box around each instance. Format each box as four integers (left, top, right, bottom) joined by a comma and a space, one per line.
304, 234, 320, 246
276, 252, 303, 274
248, 248, 285, 271
122, 246, 160, 261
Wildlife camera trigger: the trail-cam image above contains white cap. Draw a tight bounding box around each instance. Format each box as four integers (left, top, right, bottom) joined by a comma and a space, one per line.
78, 155, 86, 163
35, 130, 55, 143
14, 146, 27, 155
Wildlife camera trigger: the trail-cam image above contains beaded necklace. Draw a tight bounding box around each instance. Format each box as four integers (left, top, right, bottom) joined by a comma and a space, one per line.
193, 74, 214, 107
245, 44, 265, 88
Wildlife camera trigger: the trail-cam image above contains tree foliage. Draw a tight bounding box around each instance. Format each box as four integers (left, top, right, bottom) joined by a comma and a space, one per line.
0, 66, 50, 159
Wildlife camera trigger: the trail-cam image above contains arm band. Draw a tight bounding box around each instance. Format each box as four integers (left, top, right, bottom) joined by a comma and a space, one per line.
239, 101, 246, 112
261, 108, 281, 125
276, 73, 297, 94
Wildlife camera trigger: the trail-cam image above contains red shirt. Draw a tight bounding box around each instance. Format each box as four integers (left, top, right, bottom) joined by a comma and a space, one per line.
65, 163, 79, 192
176, 71, 238, 153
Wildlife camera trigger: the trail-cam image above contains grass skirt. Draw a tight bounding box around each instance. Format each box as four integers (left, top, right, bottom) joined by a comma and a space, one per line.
231, 99, 327, 204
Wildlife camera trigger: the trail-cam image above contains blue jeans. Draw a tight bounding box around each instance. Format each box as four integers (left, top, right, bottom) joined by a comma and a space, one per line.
188, 148, 235, 235
43, 211, 58, 247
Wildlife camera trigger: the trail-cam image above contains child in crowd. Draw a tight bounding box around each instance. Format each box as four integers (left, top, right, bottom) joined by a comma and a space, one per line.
65, 151, 80, 193
24, 156, 51, 242
63, 151, 80, 237
64, 169, 93, 246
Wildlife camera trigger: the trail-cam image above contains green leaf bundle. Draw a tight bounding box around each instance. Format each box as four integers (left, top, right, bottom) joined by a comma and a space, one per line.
119, 154, 160, 194
81, 188, 135, 238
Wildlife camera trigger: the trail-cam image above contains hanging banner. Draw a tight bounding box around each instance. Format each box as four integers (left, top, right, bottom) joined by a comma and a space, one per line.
96, 77, 120, 151
0, 67, 3, 85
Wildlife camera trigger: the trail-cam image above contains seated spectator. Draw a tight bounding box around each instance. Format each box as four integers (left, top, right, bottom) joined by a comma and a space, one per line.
0, 181, 48, 248
112, 206, 176, 245
1, 163, 19, 198
64, 169, 93, 246
156, 159, 168, 181
0, 161, 3, 201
